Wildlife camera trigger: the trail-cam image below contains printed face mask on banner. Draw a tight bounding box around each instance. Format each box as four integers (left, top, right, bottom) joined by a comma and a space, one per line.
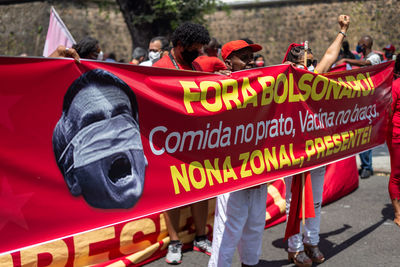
59, 114, 146, 209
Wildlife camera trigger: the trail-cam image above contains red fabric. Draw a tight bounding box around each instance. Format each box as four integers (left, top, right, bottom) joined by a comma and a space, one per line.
3, 161, 359, 266
0, 58, 393, 255
192, 55, 227, 73
322, 157, 359, 204
330, 63, 348, 72
284, 172, 315, 240
391, 79, 400, 136
388, 140, 400, 200
282, 43, 302, 63
153, 53, 192, 70
388, 78, 400, 200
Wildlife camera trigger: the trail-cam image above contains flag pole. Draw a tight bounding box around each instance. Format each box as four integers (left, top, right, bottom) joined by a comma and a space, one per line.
302, 173, 306, 225
302, 41, 308, 226
304, 40, 308, 68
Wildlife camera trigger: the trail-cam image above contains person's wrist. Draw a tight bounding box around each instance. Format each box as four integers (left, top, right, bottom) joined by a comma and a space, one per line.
339, 31, 347, 37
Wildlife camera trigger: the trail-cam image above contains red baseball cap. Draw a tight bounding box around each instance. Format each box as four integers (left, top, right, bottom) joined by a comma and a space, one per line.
383, 44, 395, 52
192, 55, 227, 73
221, 40, 262, 61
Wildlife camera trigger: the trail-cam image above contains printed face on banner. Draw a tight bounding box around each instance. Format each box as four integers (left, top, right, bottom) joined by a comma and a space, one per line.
52, 69, 146, 209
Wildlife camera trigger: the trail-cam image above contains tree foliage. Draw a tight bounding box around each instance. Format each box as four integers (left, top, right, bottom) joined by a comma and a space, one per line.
116, 0, 223, 49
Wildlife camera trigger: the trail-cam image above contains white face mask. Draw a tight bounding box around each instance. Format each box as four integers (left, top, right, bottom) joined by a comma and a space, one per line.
148, 51, 161, 63
59, 114, 143, 173
97, 51, 104, 61
296, 64, 315, 72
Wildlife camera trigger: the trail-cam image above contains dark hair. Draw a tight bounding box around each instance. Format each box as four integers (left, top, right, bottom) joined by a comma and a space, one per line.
241, 38, 254, 45
62, 69, 138, 120
254, 54, 264, 60
53, 69, 139, 175
286, 46, 312, 63
107, 52, 117, 60
132, 47, 147, 60
395, 53, 400, 76
150, 36, 170, 51
171, 22, 210, 48
72, 36, 99, 59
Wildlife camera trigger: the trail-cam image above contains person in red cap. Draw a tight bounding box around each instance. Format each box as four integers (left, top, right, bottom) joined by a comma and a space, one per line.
383, 44, 396, 61
220, 39, 262, 71
283, 14, 350, 267
208, 39, 268, 267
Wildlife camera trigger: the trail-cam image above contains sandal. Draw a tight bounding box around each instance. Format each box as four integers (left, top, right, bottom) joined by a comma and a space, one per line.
288, 251, 312, 267
304, 243, 325, 263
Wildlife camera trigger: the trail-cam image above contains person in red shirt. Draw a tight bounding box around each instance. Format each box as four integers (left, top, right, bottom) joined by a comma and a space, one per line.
154, 22, 213, 265
388, 55, 400, 227
153, 22, 210, 71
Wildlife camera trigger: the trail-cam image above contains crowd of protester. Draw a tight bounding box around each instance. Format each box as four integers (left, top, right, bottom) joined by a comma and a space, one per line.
47, 14, 400, 267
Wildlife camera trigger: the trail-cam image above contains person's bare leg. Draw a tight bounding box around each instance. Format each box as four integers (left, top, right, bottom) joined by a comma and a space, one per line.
164, 208, 181, 240
392, 199, 400, 227
191, 200, 208, 236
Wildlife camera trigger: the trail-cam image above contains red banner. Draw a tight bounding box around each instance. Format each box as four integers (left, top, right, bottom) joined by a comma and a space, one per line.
0, 57, 393, 257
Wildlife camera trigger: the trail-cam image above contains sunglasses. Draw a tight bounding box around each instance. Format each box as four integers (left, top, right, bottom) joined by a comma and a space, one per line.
307, 59, 318, 67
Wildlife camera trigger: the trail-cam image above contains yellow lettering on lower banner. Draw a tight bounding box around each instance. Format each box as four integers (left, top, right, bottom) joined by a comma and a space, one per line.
267, 183, 286, 214
73, 227, 115, 266
120, 218, 156, 255
20, 240, 68, 267
0, 254, 13, 267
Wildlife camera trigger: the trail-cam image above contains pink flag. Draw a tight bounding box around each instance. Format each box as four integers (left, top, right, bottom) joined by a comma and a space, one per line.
43, 6, 76, 57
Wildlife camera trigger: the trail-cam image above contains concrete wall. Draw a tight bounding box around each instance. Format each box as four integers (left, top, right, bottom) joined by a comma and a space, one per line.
0, 0, 132, 61
207, 0, 400, 65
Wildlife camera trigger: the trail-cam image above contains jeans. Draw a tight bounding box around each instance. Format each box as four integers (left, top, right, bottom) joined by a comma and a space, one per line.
359, 149, 373, 171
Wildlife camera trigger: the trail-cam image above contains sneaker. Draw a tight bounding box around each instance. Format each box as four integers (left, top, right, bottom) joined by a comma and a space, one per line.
193, 238, 212, 256
360, 168, 373, 179
166, 241, 182, 264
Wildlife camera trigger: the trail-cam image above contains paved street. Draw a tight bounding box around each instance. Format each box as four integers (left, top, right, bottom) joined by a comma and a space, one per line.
147, 144, 400, 266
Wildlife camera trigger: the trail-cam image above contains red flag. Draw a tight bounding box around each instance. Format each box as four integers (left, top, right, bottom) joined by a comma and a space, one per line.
284, 172, 315, 240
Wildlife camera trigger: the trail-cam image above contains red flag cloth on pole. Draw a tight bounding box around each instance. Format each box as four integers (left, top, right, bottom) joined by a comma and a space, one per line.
284, 172, 315, 240
43, 6, 76, 57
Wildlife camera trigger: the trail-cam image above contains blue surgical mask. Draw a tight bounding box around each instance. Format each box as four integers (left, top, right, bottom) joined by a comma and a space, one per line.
356, 45, 363, 53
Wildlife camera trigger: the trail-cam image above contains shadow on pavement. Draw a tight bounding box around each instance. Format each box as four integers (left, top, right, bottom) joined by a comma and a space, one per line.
265, 204, 393, 266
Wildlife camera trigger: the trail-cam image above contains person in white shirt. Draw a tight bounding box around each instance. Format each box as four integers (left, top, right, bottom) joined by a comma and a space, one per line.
336, 35, 381, 179
140, 36, 170, 66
